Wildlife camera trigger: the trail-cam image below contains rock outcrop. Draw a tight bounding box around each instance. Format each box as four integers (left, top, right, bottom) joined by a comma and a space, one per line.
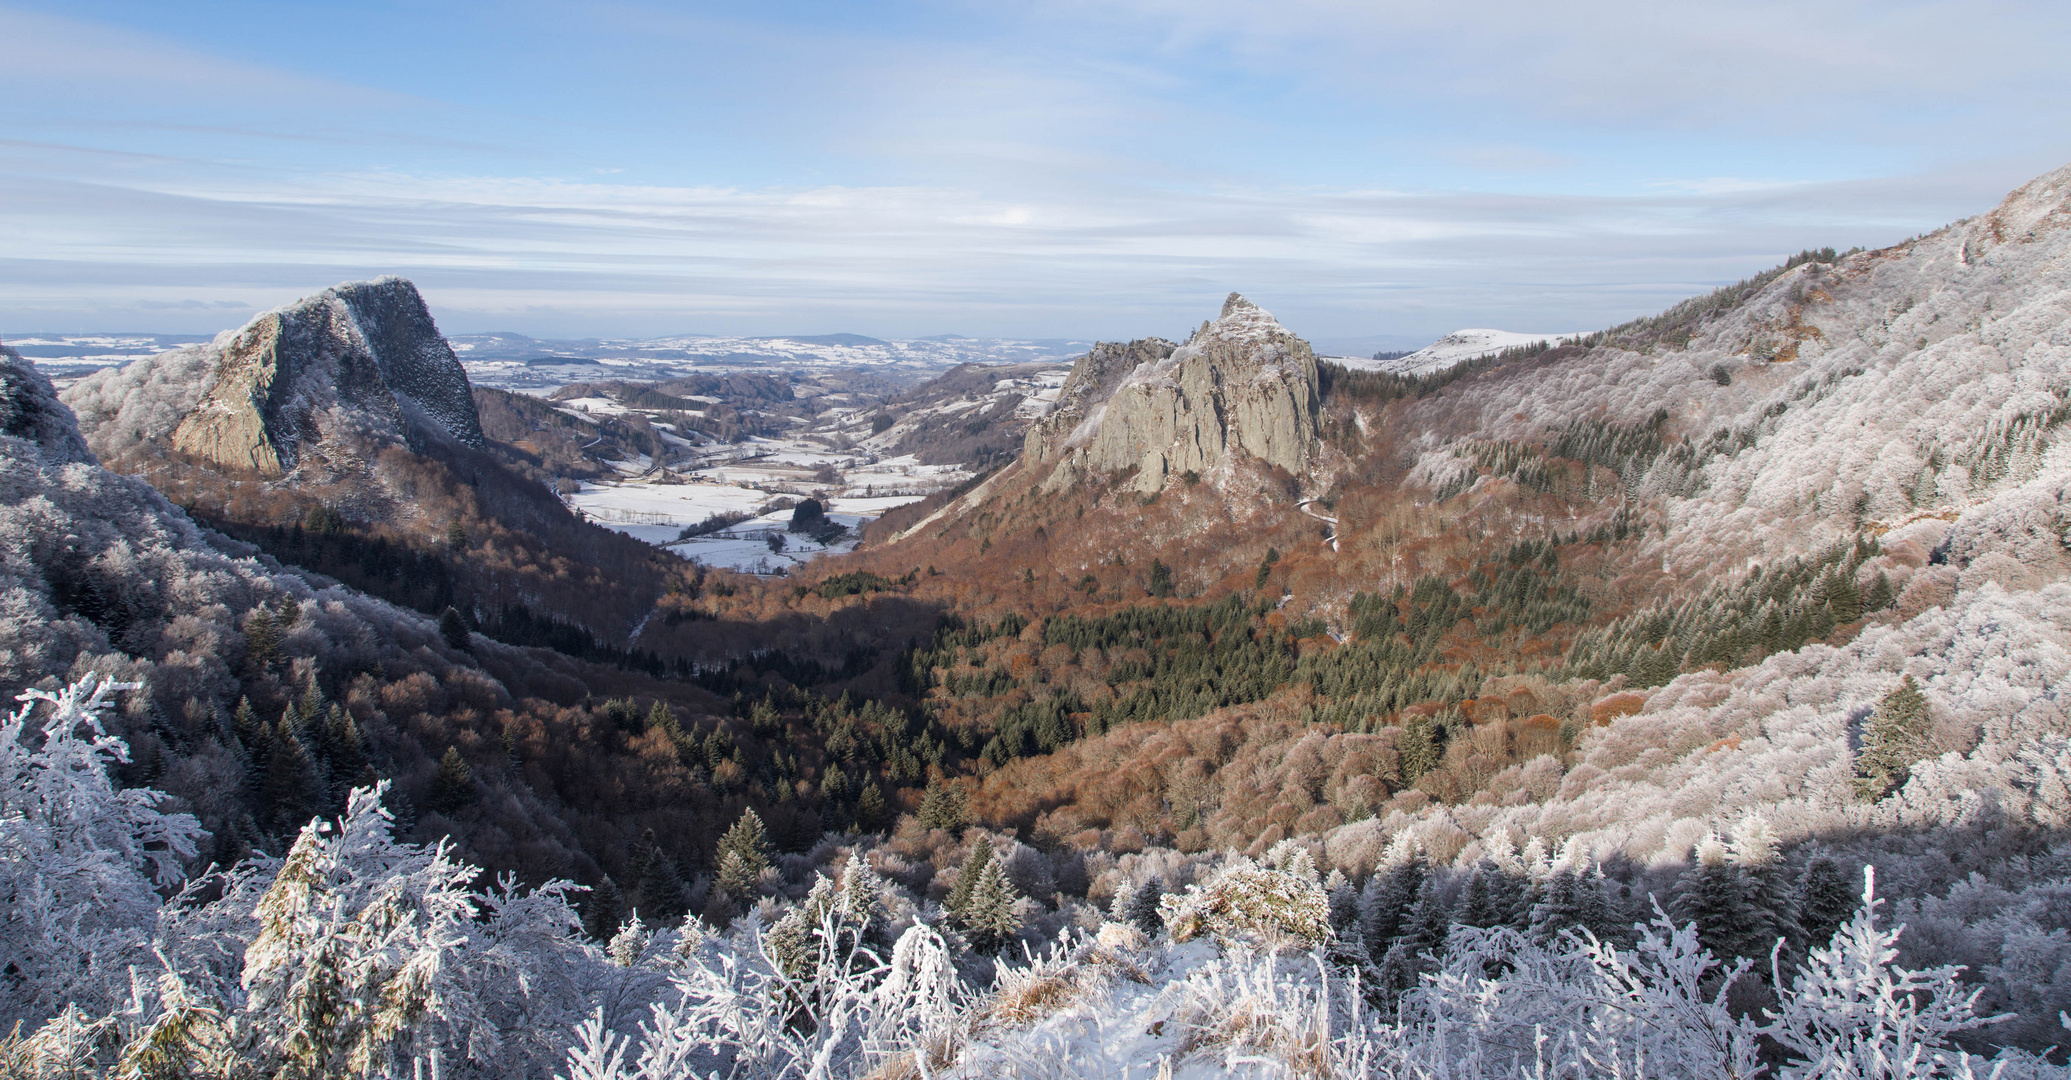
1022, 337, 1177, 463
68, 277, 484, 478
1026, 293, 1320, 492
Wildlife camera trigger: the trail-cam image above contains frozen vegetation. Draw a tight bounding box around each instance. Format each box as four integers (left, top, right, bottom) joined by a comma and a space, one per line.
4, 675, 2063, 1078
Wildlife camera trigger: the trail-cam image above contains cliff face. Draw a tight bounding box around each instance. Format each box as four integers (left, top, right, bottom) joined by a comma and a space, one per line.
1026, 293, 1319, 492
1022, 337, 1177, 463
72, 277, 485, 479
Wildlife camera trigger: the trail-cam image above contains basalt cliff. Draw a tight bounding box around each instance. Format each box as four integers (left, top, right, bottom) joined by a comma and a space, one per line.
67, 277, 485, 480
1024, 293, 1320, 492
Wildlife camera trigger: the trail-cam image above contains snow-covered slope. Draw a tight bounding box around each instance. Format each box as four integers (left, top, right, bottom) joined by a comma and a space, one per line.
1319, 163, 2071, 871
1336, 328, 1578, 376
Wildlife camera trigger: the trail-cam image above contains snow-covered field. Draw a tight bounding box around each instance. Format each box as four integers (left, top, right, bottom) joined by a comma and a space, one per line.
455, 331, 1093, 391
1332, 328, 1579, 376
13, 333, 215, 386
567, 476, 930, 573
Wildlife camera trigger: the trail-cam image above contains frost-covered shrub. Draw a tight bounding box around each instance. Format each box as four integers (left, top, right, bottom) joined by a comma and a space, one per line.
1768, 868, 2003, 1080
0, 675, 202, 1029
561, 918, 971, 1080
10, 671, 2071, 1079
1159, 857, 1333, 950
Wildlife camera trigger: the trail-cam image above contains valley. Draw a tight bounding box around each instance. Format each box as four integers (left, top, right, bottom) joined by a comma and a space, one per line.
536, 361, 1072, 571
12, 165, 2071, 1079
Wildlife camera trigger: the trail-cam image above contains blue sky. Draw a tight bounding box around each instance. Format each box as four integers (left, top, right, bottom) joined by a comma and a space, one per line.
4, 1, 2070, 350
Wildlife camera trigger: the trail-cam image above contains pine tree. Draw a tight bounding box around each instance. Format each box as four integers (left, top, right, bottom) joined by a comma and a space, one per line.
581, 876, 626, 941
244, 608, 282, 669
294, 671, 323, 729
946, 838, 994, 919
1358, 860, 1424, 965
1864, 571, 1895, 612
1114, 874, 1165, 937
837, 857, 890, 948
766, 876, 832, 983
959, 855, 1022, 955
261, 711, 318, 835
1148, 559, 1173, 599
427, 745, 473, 814
1826, 570, 1862, 623
1855, 675, 1933, 800
1255, 547, 1280, 591
1459, 861, 1529, 930
1671, 835, 1766, 963
232, 696, 265, 754
822, 764, 851, 805
1377, 878, 1451, 1001
915, 778, 969, 833
1324, 869, 1358, 937
323, 704, 371, 801
438, 606, 472, 651
1531, 867, 1625, 946
715, 808, 770, 895
445, 520, 468, 550
1732, 815, 1804, 972
1397, 876, 1451, 958
647, 700, 680, 740
1797, 855, 1858, 951
856, 781, 887, 832
1396, 713, 1446, 785
714, 849, 756, 903
632, 827, 686, 919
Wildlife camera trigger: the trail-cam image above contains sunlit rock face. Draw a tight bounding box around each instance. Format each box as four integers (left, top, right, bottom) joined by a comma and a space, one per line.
1026, 293, 1321, 493
71, 277, 484, 480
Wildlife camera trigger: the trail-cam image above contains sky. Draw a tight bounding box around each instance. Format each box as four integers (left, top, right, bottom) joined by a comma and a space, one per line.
4, 1, 2070, 352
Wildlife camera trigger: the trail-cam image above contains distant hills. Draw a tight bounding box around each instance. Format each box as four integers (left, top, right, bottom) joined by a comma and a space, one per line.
446, 330, 1096, 390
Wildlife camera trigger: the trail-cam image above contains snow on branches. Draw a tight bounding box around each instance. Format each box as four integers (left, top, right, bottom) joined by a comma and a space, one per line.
0, 675, 201, 1028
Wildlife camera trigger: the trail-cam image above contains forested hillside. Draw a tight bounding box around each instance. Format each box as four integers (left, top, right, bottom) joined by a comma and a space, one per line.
11, 165, 2071, 1077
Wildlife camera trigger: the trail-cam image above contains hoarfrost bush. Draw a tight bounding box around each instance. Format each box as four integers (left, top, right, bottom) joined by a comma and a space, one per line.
0, 674, 202, 1029
1159, 857, 1332, 950
561, 915, 973, 1080
1767, 868, 2007, 1080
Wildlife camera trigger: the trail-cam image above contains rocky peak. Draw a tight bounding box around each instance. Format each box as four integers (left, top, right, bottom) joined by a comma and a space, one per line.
67, 277, 484, 478
1023, 337, 1178, 463
1027, 292, 1320, 493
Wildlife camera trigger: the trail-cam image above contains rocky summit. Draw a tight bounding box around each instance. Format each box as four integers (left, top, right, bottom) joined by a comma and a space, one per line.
1025, 292, 1321, 493
69, 277, 484, 479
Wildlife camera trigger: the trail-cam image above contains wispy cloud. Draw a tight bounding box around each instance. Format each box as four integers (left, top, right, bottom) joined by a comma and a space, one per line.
0, 0, 2067, 339
0, 159, 2027, 339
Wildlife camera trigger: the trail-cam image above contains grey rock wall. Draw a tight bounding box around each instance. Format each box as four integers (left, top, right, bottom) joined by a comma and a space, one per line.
1022, 337, 1177, 463
1025, 293, 1320, 493
70, 277, 484, 478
